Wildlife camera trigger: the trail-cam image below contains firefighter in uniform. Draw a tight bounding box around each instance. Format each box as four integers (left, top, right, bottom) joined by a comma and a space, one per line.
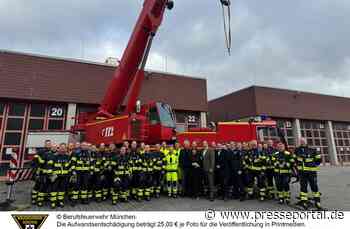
174, 142, 183, 195
245, 140, 267, 200
36, 144, 55, 207
152, 144, 165, 198
130, 141, 143, 201
41, 145, 56, 208
272, 141, 296, 204
91, 145, 104, 202
164, 145, 179, 198
142, 145, 154, 201
48, 143, 70, 208
110, 148, 121, 205
160, 141, 169, 156
101, 143, 113, 201
70, 142, 92, 205
31, 140, 52, 206
116, 146, 132, 202
265, 140, 277, 199
139, 142, 146, 154
295, 137, 322, 210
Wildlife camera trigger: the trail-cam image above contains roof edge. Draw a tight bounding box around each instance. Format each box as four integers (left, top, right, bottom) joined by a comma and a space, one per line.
0, 49, 206, 81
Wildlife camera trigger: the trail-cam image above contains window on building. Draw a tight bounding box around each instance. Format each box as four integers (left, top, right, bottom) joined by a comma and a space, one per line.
307, 138, 313, 146
269, 128, 277, 136
277, 120, 284, 128
175, 112, 185, 123
336, 132, 342, 138
304, 122, 311, 129
6, 118, 23, 130
46, 105, 66, 130
29, 119, 44, 130
313, 131, 320, 137
0, 103, 4, 114
8, 103, 26, 116
287, 138, 295, 146
306, 130, 312, 138
48, 119, 64, 130
320, 131, 326, 138
0, 163, 10, 176
321, 139, 327, 146
4, 132, 22, 145
314, 139, 321, 146
30, 104, 45, 117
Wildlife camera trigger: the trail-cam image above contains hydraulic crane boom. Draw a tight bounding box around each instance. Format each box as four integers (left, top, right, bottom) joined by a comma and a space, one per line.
98, 0, 174, 118
70, 0, 233, 145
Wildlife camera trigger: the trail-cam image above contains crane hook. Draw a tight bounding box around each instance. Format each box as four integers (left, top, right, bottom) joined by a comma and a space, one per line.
220, 0, 231, 6
220, 0, 232, 55
166, 0, 174, 10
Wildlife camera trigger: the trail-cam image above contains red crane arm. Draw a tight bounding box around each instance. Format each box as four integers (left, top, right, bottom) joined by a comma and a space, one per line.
98, 0, 173, 117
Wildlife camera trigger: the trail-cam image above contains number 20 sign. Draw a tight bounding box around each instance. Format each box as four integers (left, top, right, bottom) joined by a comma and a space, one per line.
49, 106, 64, 117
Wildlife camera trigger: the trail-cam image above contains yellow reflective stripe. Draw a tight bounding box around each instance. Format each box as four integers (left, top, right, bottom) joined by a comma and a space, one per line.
313, 192, 321, 197
274, 169, 290, 173
37, 157, 45, 164
250, 166, 261, 171
76, 167, 90, 171
53, 170, 69, 175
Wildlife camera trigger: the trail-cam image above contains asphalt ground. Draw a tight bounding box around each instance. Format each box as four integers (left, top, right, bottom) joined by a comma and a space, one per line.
1, 166, 349, 211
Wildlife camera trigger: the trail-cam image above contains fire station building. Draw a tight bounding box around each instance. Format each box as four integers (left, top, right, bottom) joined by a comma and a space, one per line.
209, 86, 350, 166
0, 50, 208, 177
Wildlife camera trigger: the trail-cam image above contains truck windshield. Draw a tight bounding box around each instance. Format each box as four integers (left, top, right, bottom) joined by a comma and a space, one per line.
157, 102, 176, 128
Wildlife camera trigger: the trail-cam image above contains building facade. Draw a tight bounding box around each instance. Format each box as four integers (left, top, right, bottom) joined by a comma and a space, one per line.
209, 86, 350, 166
0, 50, 208, 177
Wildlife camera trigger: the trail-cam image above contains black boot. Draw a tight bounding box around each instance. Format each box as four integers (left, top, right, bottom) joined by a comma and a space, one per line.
70, 200, 76, 207
315, 202, 322, 210
278, 198, 284, 205
240, 195, 246, 202
297, 200, 308, 210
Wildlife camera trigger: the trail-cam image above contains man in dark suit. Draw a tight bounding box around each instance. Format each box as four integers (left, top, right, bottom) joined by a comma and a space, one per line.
202, 141, 215, 201
215, 143, 226, 199
179, 140, 192, 197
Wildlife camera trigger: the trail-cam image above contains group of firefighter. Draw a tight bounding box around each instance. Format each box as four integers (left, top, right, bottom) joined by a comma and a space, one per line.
31, 137, 322, 210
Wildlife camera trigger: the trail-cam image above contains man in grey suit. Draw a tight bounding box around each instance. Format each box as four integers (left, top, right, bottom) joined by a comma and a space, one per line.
202, 141, 216, 201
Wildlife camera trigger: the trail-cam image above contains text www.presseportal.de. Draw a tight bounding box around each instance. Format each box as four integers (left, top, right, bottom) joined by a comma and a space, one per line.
218, 210, 344, 221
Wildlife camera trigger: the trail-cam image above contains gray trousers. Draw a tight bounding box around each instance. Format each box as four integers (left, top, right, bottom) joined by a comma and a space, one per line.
203, 171, 215, 198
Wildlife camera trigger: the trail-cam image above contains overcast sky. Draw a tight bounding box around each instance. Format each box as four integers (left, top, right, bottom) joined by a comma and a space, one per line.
1, 0, 350, 99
